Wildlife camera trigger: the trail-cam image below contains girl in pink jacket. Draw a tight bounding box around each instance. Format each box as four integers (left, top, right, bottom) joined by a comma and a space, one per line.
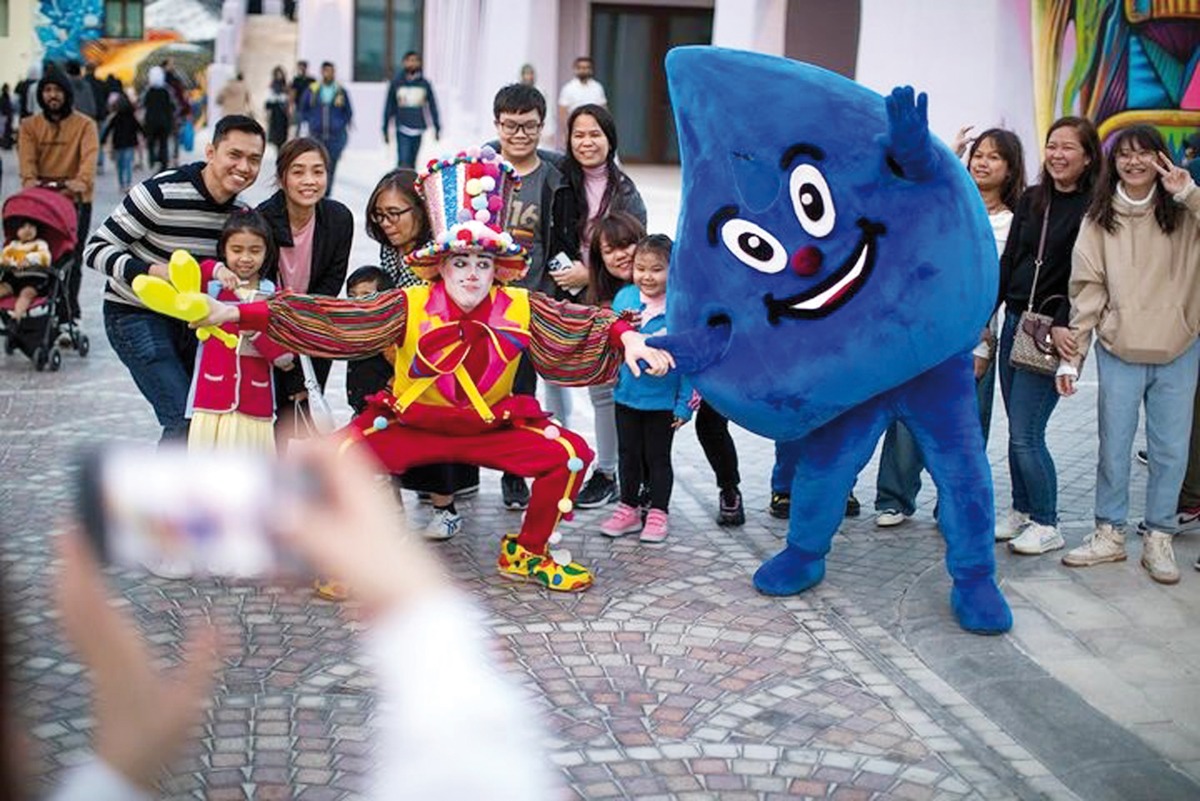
186, 211, 294, 453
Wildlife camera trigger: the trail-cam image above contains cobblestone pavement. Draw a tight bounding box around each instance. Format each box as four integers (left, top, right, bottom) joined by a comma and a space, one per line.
2, 146, 1199, 800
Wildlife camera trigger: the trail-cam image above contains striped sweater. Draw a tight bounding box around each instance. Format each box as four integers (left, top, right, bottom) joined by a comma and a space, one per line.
84, 161, 244, 307
238, 287, 635, 387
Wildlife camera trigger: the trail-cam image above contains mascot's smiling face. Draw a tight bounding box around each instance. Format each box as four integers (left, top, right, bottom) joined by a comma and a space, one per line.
666, 47, 996, 442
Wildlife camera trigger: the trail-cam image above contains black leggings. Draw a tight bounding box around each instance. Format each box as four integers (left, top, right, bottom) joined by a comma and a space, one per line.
615, 403, 676, 512
695, 400, 740, 490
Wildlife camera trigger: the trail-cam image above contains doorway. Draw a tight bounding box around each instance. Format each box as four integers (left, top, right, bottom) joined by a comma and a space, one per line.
591, 4, 714, 163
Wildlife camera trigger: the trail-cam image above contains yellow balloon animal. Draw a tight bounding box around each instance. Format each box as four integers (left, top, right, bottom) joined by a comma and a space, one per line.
132, 251, 239, 349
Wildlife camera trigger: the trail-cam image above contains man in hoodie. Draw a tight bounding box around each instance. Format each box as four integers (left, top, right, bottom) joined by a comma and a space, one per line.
19, 67, 99, 323
299, 62, 352, 194
382, 51, 440, 168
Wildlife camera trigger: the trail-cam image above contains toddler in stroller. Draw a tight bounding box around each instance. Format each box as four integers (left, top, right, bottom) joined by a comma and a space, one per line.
0, 186, 89, 370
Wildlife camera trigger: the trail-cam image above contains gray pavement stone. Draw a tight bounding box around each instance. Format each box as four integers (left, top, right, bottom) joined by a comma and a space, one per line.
3, 144, 1198, 800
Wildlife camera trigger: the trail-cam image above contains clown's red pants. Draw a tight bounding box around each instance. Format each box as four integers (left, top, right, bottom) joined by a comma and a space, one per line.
344, 405, 593, 552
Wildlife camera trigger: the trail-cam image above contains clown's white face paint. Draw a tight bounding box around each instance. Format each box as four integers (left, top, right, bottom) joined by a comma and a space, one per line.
438, 252, 496, 312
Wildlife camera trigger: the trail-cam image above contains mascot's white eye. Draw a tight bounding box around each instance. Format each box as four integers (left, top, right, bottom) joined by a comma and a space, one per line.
789, 164, 835, 238
720, 219, 787, 274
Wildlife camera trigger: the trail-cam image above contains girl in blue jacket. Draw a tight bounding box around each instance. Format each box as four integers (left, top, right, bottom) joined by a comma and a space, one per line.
600, 235, 692, 543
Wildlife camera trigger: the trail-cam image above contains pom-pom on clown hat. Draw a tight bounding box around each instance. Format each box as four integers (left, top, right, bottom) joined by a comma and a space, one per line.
404, 145, 528, 282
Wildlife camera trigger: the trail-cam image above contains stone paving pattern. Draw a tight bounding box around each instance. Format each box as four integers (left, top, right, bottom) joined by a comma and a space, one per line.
3, 147, 1199, 799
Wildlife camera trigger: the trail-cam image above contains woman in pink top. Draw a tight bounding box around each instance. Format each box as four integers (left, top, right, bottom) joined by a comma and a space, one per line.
257, 137, 353, 435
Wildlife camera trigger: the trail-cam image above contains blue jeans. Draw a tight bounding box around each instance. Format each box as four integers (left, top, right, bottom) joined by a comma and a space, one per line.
104, 302, 195, 442
1095, 340, 1200, 534
115, 147, 134, 189
874, 356, 997, 514
396, 131, 422, 168
998, 310, 1061, 525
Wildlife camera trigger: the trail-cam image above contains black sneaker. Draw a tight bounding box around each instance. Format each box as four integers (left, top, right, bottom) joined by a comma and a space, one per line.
845, 493, 861, 517
1136, 450, 1149, 466
769, 492, 790, 520
718, 487, 745, 526
575, 471, 618, 509
501, 474, 530, 511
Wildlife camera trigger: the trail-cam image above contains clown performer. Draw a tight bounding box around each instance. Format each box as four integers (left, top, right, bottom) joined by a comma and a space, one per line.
196, 147, 674, 597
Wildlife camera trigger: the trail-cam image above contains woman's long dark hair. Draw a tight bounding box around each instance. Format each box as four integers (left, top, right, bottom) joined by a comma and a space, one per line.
1088, 124, 1182, 235
968, 128, 1026, 212
1031, 116, 1102, 213
586, 210, 645, 306
562, 104, 624, 243
365, 168, 431, 252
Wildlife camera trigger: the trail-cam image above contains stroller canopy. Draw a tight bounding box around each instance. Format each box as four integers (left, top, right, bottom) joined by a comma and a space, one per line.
2, 187, 78, 262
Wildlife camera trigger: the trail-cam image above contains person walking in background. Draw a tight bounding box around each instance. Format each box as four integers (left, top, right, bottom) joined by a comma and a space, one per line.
18, 67, 99, 324
217, 72, 254, 120
299, 62, 352, 195
265, 66, 291, 154
161, 58, 191, 166
142, 66, 175, 173
996, 116, 1101, 555
100, 94, 143, 193
0, 84, 14, 149
557, 57, 606, 148
1057, 126, 1200, 584
382, 51, 440, 169
289, 60, 311, 137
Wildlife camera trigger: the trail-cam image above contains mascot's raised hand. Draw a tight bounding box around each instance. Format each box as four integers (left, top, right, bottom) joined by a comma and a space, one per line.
655, 47, 1012, 634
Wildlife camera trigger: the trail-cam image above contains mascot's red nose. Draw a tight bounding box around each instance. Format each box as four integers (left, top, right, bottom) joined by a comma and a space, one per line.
791, 246, 822, 276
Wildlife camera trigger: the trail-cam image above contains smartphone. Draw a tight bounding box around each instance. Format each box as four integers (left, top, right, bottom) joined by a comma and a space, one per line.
78, 445, 302, 578
548, 251, 583, 296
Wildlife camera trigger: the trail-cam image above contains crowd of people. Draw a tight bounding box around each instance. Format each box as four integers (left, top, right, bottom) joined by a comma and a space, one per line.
1, 43, 1200, 798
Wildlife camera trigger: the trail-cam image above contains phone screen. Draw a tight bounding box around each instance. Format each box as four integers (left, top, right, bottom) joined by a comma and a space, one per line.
79, 446, 284, 578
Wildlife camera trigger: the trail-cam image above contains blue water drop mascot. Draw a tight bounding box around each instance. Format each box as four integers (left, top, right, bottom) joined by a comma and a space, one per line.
657, 47, 1012, 634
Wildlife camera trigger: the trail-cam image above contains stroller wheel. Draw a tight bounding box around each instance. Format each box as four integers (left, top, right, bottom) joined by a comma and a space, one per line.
49, 347, 62, 372
34, 346, 48, 371
77, 334, 90, 357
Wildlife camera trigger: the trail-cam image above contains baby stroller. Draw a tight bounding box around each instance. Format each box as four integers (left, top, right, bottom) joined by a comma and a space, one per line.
0, 187, 89, 371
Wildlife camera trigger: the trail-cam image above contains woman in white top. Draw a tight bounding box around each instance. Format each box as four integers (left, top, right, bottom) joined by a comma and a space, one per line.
872, 127, 1026, 527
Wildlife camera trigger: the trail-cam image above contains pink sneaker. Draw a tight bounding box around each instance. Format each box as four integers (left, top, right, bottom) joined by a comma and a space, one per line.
600, 503, 643, 537
640, 509, 669, 544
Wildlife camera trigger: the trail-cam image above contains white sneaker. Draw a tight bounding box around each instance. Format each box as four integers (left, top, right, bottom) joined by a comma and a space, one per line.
995, 509, 1031, 541
1062, 523, 1127, 567
422, 508, 463, 541
143, 554, 194, 580
875, 510, 909, 528
1009, 522, 1064, 555
1141, 530, 1180, 585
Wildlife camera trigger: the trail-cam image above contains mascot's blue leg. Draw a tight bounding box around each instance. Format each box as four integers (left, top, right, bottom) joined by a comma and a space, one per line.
754, 398, 890, 596
900, 353, 1013, 634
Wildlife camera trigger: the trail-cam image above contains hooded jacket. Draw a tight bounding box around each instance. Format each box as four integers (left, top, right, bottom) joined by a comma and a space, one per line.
18, 70, 99, 203
1069, 184, 1200, 365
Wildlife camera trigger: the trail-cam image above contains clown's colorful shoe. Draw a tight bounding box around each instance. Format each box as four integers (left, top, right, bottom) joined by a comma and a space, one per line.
497, 535, 593, 592
314, 577, 350, 602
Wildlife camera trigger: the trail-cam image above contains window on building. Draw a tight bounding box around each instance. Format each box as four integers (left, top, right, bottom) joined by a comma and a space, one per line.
0, 0, 8, 38
105, 0, 145, 39
355, 0, 423, 82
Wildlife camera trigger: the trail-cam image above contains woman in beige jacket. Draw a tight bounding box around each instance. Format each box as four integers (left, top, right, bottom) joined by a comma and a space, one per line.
1057, 125, 1200, 584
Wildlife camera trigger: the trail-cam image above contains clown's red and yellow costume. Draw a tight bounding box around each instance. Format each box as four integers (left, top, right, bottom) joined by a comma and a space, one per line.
234, 148, 642, 593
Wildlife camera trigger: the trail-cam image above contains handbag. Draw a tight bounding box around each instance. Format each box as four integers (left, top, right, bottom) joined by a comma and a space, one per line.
299, 354, 336, 434
1009, 201, 1062, 376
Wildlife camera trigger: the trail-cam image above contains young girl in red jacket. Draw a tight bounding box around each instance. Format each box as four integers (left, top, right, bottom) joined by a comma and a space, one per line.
186, 210, 295, 453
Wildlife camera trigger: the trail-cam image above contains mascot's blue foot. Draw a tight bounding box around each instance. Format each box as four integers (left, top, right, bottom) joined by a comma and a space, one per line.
754, 548, 826, 596
950, 578, 1013, 634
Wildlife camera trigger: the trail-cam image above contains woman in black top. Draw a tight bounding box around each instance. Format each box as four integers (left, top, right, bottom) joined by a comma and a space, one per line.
996, 116, 1101, 555
265, 66, 290, 153
256, 137, 352, 440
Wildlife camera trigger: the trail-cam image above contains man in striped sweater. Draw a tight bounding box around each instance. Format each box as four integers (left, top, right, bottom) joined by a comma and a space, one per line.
84, 115, 266, 442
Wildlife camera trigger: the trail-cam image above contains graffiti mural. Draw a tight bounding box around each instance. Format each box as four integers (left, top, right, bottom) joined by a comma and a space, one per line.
1033, 0, 1200, 155
35, 0, 105, 62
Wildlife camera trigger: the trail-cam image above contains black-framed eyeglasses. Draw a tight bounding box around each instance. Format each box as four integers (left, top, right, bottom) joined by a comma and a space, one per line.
370, 208, 414, 225
497, 120, 543, 136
